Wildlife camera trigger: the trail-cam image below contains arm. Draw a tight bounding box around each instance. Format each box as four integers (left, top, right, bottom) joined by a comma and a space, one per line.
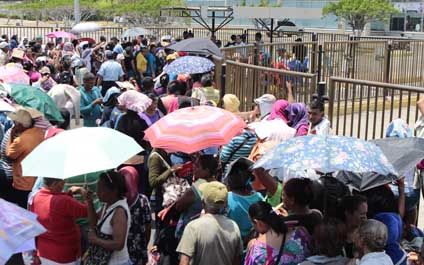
252, 168, 278, 196
397, 178, 406, 218
6, 133, 23, 160
148, 155, 174, 188
92, 42, 105, 52
175, 189, 196, 212
286, 80, 295, 103
97, 76, 103, 87
179, 254, 191, 265
89, 208, 128, 251
418, 97, 424, 116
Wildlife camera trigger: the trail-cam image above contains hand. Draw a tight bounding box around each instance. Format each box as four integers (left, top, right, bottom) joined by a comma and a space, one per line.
68, 186, 82, 194
286, 80, 292, 90
87, 229, 97, 244
171, 164, 183, 173
85, 190, 94, 202
92, 98, 103, 106
40, 75, 49, 83
150, 245, 158, 254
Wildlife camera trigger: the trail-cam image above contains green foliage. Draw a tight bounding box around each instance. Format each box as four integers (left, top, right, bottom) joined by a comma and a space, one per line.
240, 0, 247, 7
323, 0, 399, 34
258, 0, 269, 7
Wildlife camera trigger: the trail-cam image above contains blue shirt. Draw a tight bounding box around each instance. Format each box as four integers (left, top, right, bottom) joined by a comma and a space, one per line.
97, 60, 124, 81
227, 191, 264, 239
146, 52, 157, 76
80, 86, 103, 127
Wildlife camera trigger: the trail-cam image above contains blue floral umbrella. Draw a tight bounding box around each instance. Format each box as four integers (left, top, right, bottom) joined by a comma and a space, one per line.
253, 135, 398, 182
164, 56, 215, 75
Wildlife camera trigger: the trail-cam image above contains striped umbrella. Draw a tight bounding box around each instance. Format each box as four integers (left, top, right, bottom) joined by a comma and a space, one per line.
144, 106, 246, 154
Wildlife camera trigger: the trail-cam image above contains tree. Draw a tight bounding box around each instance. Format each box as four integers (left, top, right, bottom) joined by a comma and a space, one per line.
323, 0, 399, 36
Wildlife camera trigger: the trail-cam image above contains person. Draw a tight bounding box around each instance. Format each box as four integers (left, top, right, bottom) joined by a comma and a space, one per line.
308, 98, 331, 135
252, 94, 276, 121
336, 195, 368, 259
80, 72, 103, 127
225, 157, 263, 241
225, 35, 236, 47
0, 41, 9, 65
274, 48, 290, 70
191, 74, 220, 106
48, 84, 81, 127
159, 81, 181, 113
154, 74, 169, 96
97, 50, 124, 96
177, 181, 243, 265
300, 219, 349, 265
268, 99, 289, 122
235, 35, 246, 46
282, 178, 323, 236
120, 166, 152, 265
355, 219, 394, 265
285, 103, 309, 136
100, 87, 121, 128
87, 170, 131, 265
123, 46, 136, 80
30, 178, 89, 264
139, 93, 163, 127
135, 46, 148, 80
245, 201, 311, 265
33, 66, 57, 92
5, 107, 45, 208
221, 94, 241, 113
145, 44, 157, 78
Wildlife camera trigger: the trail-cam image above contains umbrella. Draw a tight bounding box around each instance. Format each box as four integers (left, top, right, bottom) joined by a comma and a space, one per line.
71, 22, 102, 33
0, 198, 46, 264
117, 90, 152, 113
46, 31, 77, 39
144, 106, 246, 154
253, 135, 397, 181
164, 56, 215, 75
122, 27, 152, 38
22, 127, 143, 179
370, 137, 424, 178
167, 38, 223, 58
79, 37, 96, 44
2, 83, 64, 122
0, 66, 29, 85
335, 171, 399, 192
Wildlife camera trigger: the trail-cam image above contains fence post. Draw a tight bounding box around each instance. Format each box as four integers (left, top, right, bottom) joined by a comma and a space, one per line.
220, 63, 226, 97
384, 42, 392, 83
311, 33, 318, 76
327, 77, 335, 128
317, 45, 323, 82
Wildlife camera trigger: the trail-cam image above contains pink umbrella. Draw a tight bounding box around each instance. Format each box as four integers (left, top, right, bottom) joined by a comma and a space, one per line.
46, 31, 77, 39
0, 66, 29, 85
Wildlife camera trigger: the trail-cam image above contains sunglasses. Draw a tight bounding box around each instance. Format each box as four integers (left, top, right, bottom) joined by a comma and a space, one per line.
42, 73, 49, 76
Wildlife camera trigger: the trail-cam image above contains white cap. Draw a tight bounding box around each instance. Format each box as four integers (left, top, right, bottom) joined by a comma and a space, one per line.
254, 94, 276, 119
0, 42, 8, 49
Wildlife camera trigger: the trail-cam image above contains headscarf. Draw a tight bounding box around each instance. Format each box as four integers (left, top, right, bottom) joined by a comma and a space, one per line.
62, 42, 74, 57
118, 90, 152, 113
285, 103, 309, 130
222, 94, 240, 113
119, 166, 139, 205
385, 118, 412, 138
268, 99, 289, 122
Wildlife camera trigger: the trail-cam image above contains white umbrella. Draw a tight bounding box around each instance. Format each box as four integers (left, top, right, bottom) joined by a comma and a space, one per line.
122, 27, 152, 38
71, 22, 102, 33
0, 98, 15, 112
22, 127, 143, 179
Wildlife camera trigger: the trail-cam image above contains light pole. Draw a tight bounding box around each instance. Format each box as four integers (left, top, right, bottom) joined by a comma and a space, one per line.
74, 0, 80, 24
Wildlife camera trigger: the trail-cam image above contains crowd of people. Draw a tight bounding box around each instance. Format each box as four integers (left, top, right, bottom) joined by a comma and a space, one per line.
0, 31, 423, 265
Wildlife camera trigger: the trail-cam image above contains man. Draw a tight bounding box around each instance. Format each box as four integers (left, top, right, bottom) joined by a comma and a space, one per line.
252, 94, 277, 121
0, 42, 9, 65
307, 98, 331, 135
81, 72, 103, 127
274, 47, 290, 70
177, 181, 243, 265
97, 50, 124, 96
235, 35, 245, 46
5, 107, 45, 208
145, 44, 157, 78
135, 46, 148, 80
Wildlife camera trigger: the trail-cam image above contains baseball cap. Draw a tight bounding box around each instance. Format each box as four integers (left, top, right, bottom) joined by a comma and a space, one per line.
7, 107, 43, 128
0, 42, 8, 49
199, 181, 228, 208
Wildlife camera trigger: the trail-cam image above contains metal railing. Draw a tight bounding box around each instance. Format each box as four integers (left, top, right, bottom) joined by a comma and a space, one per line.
328, 76, 424, 140
225, 60, 317, 112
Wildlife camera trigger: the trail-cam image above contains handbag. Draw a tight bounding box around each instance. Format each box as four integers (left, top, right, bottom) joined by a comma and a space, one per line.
84, 206, 124, 265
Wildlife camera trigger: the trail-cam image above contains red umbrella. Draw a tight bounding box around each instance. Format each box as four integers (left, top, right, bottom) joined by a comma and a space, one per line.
144, 106, 246, 154
46, 31, 77, 39
79, 37, 96, 44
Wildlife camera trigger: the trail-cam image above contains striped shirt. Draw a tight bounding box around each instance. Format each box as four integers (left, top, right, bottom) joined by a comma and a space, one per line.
0, 129, 13, 179
220, 131, 257, 173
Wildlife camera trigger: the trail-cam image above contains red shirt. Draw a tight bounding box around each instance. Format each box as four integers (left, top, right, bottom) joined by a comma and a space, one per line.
30, 188, 88, 263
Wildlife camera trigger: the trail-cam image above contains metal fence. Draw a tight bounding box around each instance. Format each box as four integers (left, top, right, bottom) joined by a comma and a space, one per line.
328, 76, 424, 140
225, 60, 317, 112
0, 26, 55, 43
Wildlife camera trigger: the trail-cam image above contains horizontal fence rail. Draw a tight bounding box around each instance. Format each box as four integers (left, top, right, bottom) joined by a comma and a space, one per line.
225, 59, 317, 112
328, 77, 424, 140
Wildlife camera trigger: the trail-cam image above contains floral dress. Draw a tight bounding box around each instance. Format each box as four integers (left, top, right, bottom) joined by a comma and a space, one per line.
244, 226, 311, 265
127, 194, 151, 265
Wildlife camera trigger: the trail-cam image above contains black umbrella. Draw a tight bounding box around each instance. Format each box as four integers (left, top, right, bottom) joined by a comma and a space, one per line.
370, 137, 424, 177
167, 38, 223, 58
335, 171, 399, 192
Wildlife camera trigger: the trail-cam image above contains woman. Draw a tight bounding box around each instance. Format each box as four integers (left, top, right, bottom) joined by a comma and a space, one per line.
336, 195, 368, 259
282, 178, 323, 236
160, 81, 181, 113
139, 93, 163, 127
80, 72, 103, 127
285, 103, 309, 136
300, 219, 349, 265
174, 155, 219, 238
31, 178, 89, 264
355, 219, 393, 265
267, 99, 289, 122
221, 94, 241, 114
226, 158, 263, 241
245, 201, 311, 265
87, 171, 131, 265
100, 87, 122, 128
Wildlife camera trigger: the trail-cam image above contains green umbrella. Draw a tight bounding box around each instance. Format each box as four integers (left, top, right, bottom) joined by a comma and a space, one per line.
6, 83, 64, 122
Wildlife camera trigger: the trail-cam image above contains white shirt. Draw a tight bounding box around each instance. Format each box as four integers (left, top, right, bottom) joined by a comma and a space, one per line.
308, 117, 332, 135
358, 252, 393, 265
